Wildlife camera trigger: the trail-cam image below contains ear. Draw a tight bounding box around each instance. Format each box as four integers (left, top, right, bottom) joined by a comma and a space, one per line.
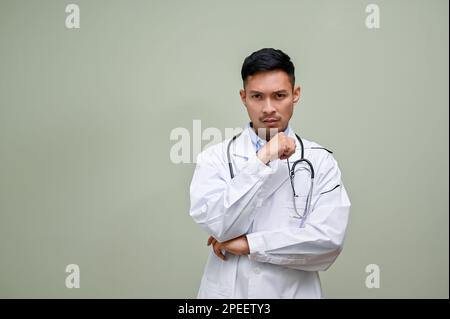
293, 85, 301, 104
239, 89, 247, 107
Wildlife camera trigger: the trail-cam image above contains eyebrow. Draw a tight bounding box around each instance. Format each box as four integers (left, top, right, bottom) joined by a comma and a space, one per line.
248, 90, 289, 94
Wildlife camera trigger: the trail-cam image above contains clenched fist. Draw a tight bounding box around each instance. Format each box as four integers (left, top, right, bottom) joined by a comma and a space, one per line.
256, 132, 296, 164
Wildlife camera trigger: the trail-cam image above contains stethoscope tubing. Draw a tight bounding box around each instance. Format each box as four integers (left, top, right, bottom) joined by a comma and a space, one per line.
226, 132, 315, 227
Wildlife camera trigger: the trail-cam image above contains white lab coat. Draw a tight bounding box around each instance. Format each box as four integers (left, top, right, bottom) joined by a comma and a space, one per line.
189, 127, 351, 298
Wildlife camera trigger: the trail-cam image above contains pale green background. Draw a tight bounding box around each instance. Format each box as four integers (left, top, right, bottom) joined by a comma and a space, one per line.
0, 0, 448, 298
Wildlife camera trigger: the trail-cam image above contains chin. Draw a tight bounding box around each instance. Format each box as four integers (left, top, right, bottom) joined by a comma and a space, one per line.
263, 122, 283, 132
254, 121, 283, 135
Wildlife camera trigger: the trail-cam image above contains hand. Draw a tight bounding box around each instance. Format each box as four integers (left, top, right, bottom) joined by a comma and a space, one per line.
207, 235, 250, 261
256, 132, 296, 164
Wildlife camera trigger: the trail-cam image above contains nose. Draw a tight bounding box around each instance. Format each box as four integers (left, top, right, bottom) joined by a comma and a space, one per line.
262, 98, 276, 114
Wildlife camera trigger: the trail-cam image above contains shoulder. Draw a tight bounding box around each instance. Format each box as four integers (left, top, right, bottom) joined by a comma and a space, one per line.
196, 130, 247, 164
301, 137, 334, 155
195, 138, 230, 166
300, 137, 339, 168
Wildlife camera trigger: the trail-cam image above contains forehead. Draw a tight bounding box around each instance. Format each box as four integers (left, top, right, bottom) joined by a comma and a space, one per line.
245, 69, 292, 92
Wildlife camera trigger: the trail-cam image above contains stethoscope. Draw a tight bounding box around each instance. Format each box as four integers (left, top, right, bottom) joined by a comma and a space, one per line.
226, 132, 315, 227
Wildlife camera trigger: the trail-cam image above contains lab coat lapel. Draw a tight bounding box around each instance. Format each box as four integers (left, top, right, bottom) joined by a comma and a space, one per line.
230, 128, 257, 162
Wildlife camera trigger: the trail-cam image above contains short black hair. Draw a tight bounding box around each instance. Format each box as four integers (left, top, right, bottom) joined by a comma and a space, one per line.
241, 48, 295, 88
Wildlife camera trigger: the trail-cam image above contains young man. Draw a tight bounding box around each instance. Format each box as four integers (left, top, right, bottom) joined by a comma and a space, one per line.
189, 48, 351, 298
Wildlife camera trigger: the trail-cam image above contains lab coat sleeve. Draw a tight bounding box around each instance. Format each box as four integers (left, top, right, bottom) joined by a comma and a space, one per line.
246, 153, 351, 271
189, 148, 274, 242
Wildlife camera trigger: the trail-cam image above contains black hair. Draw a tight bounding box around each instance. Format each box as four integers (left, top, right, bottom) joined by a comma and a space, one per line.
241, 48, 295, 88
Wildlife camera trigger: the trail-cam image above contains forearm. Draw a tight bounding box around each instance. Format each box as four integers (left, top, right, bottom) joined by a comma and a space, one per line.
247, 202, 350, 271
190, 156, 273, 242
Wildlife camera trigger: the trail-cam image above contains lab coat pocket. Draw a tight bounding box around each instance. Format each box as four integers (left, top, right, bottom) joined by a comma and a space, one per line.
281, 196, 308, 221
199, 277, 230, 299
289, 166, 313, 197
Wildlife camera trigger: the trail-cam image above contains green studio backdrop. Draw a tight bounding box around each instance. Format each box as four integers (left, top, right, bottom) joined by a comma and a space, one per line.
0, 0, 448, 298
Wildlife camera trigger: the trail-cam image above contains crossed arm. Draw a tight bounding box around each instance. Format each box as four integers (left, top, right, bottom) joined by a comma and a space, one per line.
207, 235, 250, 260
191, 139, 350, 271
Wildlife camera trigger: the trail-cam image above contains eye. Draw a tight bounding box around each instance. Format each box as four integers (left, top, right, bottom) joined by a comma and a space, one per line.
276, 93, 287, 99
251, 94, 262, 100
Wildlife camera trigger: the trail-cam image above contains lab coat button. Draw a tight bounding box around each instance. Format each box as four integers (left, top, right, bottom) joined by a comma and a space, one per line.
201, 204, 208, 213
254, 267, 261, 274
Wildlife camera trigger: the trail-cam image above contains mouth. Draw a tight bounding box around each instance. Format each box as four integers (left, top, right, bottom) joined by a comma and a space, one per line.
262, 118, 280, 124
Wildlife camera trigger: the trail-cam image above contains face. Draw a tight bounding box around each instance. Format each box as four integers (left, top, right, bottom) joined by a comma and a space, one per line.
240, 69, 301, 140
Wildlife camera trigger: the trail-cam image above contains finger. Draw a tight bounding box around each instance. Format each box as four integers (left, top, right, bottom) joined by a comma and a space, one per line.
281, 148, 294, 160
218, 245, 228, 260
213, 244, 226, 261
288, 147, 295, 156
221, 249, 228, 261
207, 236, 213, 246
287, 141, 296, 156
283, 146, 291, 156
213, 243, 221, 255
216, 244, 227, 260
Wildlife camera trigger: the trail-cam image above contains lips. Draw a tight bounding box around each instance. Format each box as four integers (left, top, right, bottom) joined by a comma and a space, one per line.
262, 118, 279, 123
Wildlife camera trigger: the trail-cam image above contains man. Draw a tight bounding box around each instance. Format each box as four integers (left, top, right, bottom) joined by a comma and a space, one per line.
189, 48, 351, 298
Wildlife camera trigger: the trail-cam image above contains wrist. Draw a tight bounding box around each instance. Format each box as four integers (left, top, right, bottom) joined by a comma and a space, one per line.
256, 150, 270, 165
243, 235, 250, 255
